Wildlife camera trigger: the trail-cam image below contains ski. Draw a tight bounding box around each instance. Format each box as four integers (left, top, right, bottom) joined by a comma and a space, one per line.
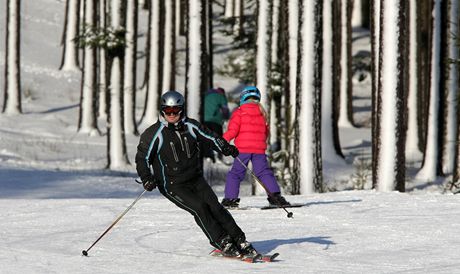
225, 204, 305, 211
209, 249, 261, 263
256, 252, 279, 262
260, 203, 306, 210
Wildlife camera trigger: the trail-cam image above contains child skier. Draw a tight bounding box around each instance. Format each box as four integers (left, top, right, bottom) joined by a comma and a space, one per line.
135, 90, 257, 258
221, 86, 290, 208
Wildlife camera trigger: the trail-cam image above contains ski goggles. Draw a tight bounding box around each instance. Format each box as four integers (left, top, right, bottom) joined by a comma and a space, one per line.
161, 105, 183, 116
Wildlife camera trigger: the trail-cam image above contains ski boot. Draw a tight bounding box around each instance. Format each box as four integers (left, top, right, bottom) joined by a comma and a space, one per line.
218, 235, 241, 257
221, 198, 240, 209
236, 234, 258, 257
267, 192, 290, 207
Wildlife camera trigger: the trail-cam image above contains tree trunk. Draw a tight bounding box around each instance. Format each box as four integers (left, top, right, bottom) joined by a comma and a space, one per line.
287, 0, 299, 178
338, 0, 354, 127
98, 0, 108, 119
405, 0, 423, 162
322, 0, 345, 163
374, 0, 408, 192
186, 0, 209, 120
140, 0, 163, 126
60, 0, 81, 71
296, 0, 323, 194
441, 0, 459, 174
162, 0, 176, 91
370, 0, 380, 189
78, 0, 99, 134
415, 0, 443, 182
123, 0, 138, 135
3, 0, 21, 115
107, 0, 130, 169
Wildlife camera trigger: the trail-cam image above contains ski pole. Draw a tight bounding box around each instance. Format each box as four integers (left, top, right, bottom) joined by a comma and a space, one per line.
235, 157, 293, 218
82, 189, 147, 256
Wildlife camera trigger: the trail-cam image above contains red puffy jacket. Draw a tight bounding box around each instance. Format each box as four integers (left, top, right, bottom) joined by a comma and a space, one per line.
223, 103, 269, 154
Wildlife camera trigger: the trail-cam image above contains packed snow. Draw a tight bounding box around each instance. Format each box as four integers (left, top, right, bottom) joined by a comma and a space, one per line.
1, 1, 459, 273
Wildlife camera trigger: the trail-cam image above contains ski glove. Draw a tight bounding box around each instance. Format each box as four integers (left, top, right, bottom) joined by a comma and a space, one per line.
143, 179, 157, 191
222, 144, 239, 158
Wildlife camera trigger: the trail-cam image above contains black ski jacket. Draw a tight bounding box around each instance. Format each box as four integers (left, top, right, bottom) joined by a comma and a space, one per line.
135, 117, 229, 186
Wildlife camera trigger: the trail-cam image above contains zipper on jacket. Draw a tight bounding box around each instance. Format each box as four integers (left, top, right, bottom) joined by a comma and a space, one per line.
170, 142, 179, 162
184, 137, 191, 158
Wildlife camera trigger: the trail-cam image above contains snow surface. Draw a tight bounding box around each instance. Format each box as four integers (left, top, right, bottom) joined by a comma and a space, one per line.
1, 1, 460, 273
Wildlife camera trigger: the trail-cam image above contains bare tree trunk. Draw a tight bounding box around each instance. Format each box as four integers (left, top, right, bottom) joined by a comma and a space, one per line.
374, 0, 408, 192
415, 0, 443, 182
370, 0, 380, 189
297, 0, 323, 194
123, 0, 138, 135
162, 0, 176, 91
107, 0, 130, 169
287, 0, 299, 178
338, 0, 354, 127
140, 0, 163, 126
322, 0, 345, 163
186, 0, 209, 120
78, 0, 99, 134
233, 0, 243, 37
3, 0, 21, 115
441, 0, 459, 174
98, 0, 108, 119
405, 0, 423, 162
60, 0, 81, 71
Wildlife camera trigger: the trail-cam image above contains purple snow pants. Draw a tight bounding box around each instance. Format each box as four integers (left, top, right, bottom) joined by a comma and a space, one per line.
224, 153, 281, 199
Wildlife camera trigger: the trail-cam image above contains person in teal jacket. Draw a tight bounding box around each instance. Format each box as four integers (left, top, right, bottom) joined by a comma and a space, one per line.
203, 87, 230, 162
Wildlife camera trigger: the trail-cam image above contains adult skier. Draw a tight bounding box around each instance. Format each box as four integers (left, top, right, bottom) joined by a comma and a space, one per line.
135, 90, 257, 258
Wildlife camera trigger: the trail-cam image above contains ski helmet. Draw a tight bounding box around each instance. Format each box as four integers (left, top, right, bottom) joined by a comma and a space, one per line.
160, 90, 185, 117
239, 86, 261, 105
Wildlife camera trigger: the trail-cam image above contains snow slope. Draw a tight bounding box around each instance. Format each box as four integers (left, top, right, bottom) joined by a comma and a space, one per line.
1, 1, 459, 273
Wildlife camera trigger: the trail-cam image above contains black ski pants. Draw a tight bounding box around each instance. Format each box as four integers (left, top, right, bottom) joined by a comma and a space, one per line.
158, 176, 244, 249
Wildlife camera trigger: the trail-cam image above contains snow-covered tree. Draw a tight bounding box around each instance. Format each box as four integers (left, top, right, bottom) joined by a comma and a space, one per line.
296, 0, 323, 194
374, 0, 408, 192
338, 0, 354, 127
78, 0, 99, 135
3, 0, 21, 115
186, 0, 209, 120
140, 0, 163, 126
322, 0, 345, 163
123, 0, 138, 135
60, 0, 81, 71
405, 0, 422, 162
107, 0, 130, 169
415, 0, 443, 182
441, 0, 459, 174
